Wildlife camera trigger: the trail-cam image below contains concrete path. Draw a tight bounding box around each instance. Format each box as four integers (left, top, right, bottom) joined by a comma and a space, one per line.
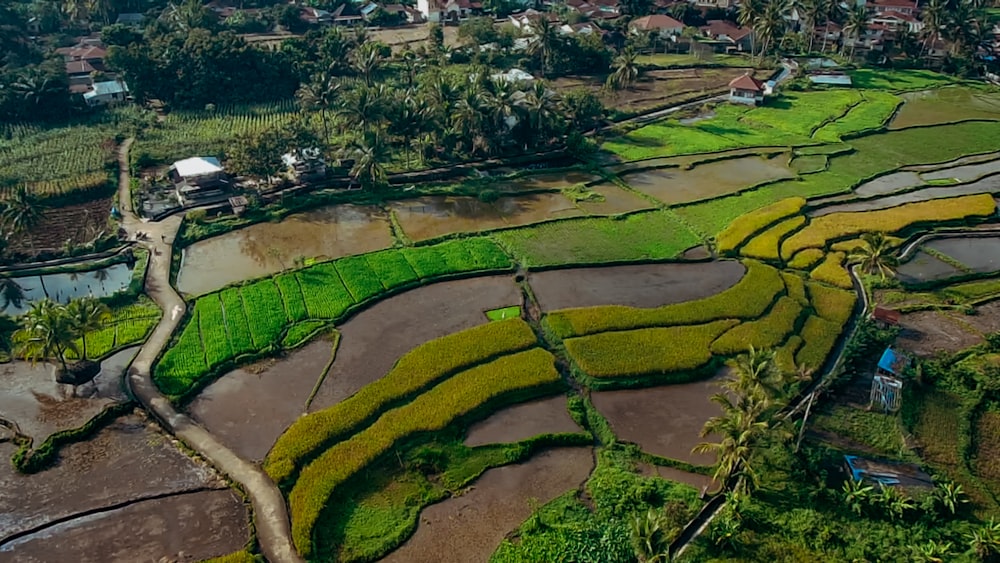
117, 140, 303, 563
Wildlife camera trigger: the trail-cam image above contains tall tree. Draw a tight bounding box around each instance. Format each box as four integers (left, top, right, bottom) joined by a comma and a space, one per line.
606, 47, 640, 91
338, 84, 388, 134
920, 0, 946, 60
346, 132, 389, 191
14, 300, 79, 373
387, 91, 430, 170
802, 0, 828, 53
296, 71, 340, 141
842, 3, 869, 60
528, 17, 562, 76
754, 0, 787, 62
738, 0, 764, 57
352, 42, 386, 87
66, 297, 110, 360
1, 186, 46, 255
848, 231, 898, 280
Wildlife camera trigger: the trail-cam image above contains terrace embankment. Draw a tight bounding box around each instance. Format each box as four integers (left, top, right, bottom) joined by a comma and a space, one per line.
307, 275, 522, 411
529, 260, 746, 311
379, 447, 595, 563
463, 395, 581, 447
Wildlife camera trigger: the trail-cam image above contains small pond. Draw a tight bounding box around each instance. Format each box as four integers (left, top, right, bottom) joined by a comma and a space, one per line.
0, 262, 134, 316
896, 235, 1000, 284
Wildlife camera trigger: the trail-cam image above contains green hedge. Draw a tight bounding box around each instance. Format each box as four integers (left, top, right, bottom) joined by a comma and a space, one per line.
796, 315, 844, 370
11, 401, 134, 473
710, 296, 804, 355
153, 237, 514, 398
264, 318, 539, 485
545, 260, 783, 339
808, 281, 857, 325
288, 347, 563, 557
715, 197, 806, 254
565, 319, 738, 382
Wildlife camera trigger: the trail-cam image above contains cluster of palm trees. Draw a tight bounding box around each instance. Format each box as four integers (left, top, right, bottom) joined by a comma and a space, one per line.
296, 51, 579, 189
693, 347, 798, 499
0, 186, 46, 256
13, 296, 110, 373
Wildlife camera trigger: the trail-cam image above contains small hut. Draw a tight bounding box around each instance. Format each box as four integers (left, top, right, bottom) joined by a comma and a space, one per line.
870, 348, 910, 412
872, 306, 901, 328
728, 73, 767, 106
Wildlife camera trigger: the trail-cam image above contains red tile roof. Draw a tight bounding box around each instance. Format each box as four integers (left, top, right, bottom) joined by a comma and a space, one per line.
873, 307, 901, 325
728, 73, 765, 91
701, 19, 752, 41
630, 14, 684, 31
65, 60, 97, 75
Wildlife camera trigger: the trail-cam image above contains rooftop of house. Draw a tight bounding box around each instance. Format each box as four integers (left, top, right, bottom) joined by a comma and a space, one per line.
877, 347, 911, 376
172, 156, 224, 178
729, 73, 766, 91
871, 0, 917, 8
701, 19, 752, 40
630, 14, 684, 30
65, 60, 98, 75
844, 455, 933, 488
87, 79, 127, 97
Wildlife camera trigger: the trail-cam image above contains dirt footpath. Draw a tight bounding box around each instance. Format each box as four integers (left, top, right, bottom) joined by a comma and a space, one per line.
529, 261, 745, 312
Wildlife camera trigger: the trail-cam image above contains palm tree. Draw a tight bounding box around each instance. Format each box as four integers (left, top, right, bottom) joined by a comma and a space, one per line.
848, 231, 897, 280
738, 0, 764, 57
61, 0, 89, 23
337, 84, 387, 134
842, 4, 870, 60
14, 300, 79, 373
453, 87, 487, 155
0, 277, 26, 313
725, 346, 787, 400
296, 71, 340, 142
754, 0, 787, 62
66, 297, 110, 360
802, 0, 828, 53
1, 186, 46, 255
352, 42, 385, 87
819, 0, 842, 52
11, 69, 63, 110
606, 47, 640, 92
967, 518, 1000, 560
521, 81, 560, 148
693, 393, 772, 497
346, 132, 389, 191
920, 0, 946, 60
387, 91, 430, 170
528, 17, 562, 76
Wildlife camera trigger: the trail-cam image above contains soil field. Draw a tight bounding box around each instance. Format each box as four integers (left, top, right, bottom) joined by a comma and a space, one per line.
591, 375, 725, 466
380, 447, 595, 563
0, 414, 223, 542
7, 197, 112, 256
896, 310, 986, 357
529, 260, 745, 312
177, 204, 393, 296
890, 88, 1000, 129
1, 489, 247, 563
552, 68, 746, 114
812, 176, 1000, 217
187, 337, 337, 462
464, 395, 580, 447
308, 275, 522, 412
391, 193, 582, 242
620, 155, 794, 205
958, 300, 1000, 335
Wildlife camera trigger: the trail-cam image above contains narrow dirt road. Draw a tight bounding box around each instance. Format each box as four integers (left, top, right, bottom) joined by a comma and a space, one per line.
117, 139, 303, 563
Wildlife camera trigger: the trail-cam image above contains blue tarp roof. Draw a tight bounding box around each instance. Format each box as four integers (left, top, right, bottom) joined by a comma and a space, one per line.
878, 348, 909, 376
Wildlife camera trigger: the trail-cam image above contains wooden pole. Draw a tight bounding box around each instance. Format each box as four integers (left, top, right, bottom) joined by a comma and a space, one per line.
794, 392, 816, 454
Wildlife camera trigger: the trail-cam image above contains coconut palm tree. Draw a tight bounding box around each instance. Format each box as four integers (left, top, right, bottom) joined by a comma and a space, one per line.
842, 4, 870, 60
754, 0, 787, 62
848, 231, 898, 280
606, 47, 640, 92
819, 0, 842, 52
14, 300, 79, 373
725, 346, 784, 399
528, 17, 562, 76
0, 277, 26, 313
346, 132, 389, 191
453, 86, 487, 155
387, 91, 430, 170
10, 69, 63, 111
1, 186, 46, 255
802, 0, 828, 53
66, 297, 110, 360
693, 393, 772, 497
738, 0, 764, 57
296, 71, 340, 142
337, 84, 387, 134
352, 42, 385, 87
920, 0, 946, 60
521, 81, 560, 148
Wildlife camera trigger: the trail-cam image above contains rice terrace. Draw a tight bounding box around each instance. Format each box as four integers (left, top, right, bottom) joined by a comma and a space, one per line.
5, 3, 1000, 562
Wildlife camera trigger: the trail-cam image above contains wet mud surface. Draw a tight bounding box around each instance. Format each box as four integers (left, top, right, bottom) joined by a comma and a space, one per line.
187, 338, 336, 462
620, 156, 793, 205
591, 376, 724, 466
923, 236, 1000, 274
896, 251, 963, 284
380, 447, 594, 563
573, 183, 655, 215
812, 175, 1000, 217
177, 204, 393, 295
897, 310, 986, 357
309, 276, 522, 412
464, 395, 580, 447
530, 260, 745, 312
921, 158, 1000, 183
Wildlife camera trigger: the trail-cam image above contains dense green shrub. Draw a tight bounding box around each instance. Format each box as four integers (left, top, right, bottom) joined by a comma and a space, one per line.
289, 348, 563, 557
711, 296, 804, 355
264, 318, 539, 485
546, 261, 782, 339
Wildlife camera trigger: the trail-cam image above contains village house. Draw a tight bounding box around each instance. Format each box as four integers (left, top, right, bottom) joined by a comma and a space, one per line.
869, 10, 923, 34
870, 0, 918, 16
282, 149, 327, 183
509, 9, 561, 32
169, 157, 231, 204
417, 0, 482, 24
629, 14, 684, 39
83, 79, 129, 106
700, 20, 754, 52
728, 73, 767, 105
115, 13, 145, 27
689, 0, 732, 10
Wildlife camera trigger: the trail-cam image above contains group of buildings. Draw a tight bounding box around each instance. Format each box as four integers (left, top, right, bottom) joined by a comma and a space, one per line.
57, 34, 130, 107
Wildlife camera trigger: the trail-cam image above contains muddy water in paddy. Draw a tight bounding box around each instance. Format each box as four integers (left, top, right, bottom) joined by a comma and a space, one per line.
0, 414, 224, 542
495, 171, 602, 191
1, 489, 247, 563
895, 251, 962, 285
905, 152, 1000, 172
921, 158, 1000, 183
811, 175, 1000, 217
591, 375, 725, 466
923, 236, 1000, 274
620, 156, 794, 205
530, 260, 745, 312
309, 276, 522, 412
176, 204, 393, 295
573, 183, 655, 215
390, 193, 582, 242
464, 395, 580, 447
1, 262, 135, 317
380, 447, 594, 563
187, 338, 336, 462
852, 171, 924, 198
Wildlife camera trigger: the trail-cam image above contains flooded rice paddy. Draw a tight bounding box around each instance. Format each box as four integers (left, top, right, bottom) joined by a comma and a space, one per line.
812, 175, 1000, 216
380, 447, 594, 563
896, 236, 1000, 284
1, 262, 135, 316
177, 204, 394, 296
890, 88, 1000, 129
920, 158, 1000, 183
620, 155, 794, 205
464, 395, 580, 447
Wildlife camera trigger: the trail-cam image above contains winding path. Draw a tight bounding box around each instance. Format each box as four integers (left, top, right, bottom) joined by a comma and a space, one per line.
116, 140, 303, 563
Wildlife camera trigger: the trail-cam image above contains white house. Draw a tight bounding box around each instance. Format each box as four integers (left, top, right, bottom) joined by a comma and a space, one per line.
728, 73, 766, 106
170, 157, 229, 203
629, 14, 684, 39
417, 0, 479, 23
83, 80, 128, 106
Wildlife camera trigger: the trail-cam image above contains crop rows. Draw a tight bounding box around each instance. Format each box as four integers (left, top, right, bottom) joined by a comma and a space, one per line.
565, 320, 738, 380
796, 315, 843, 370
808, 282, 857, 325
0, 120, 118, 198
288, 347, 562, 557
545, 261, 783, 339
715, 197, 806, 254
809, 252, 853, 289
154, 237, 514, 397
710, 296, 804, 355
812, 91, 902, 142
265, 318, 539, 485
781, 194, 997, 258
741, 216, 806, 260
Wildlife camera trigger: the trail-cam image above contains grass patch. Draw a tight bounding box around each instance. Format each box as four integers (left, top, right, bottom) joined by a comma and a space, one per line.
812, 404, 913, 459
486, 305, 522, 321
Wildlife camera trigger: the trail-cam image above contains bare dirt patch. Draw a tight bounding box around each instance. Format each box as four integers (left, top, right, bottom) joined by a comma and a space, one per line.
177, 204, 393, 295
0, 414, 223, 542
380, 447, 594, 563
464, 395, 580, 447
0, 362, 112, 441
1, 489, 247, 563
8, 197, 112, 256
620, 155, 794, 205
187, 337, 336, 462
308, 275, 522, 412
591, 375, 725, 466
529, 260, 745, 312
896, 310, 985, 357
553, 68, 746, 114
